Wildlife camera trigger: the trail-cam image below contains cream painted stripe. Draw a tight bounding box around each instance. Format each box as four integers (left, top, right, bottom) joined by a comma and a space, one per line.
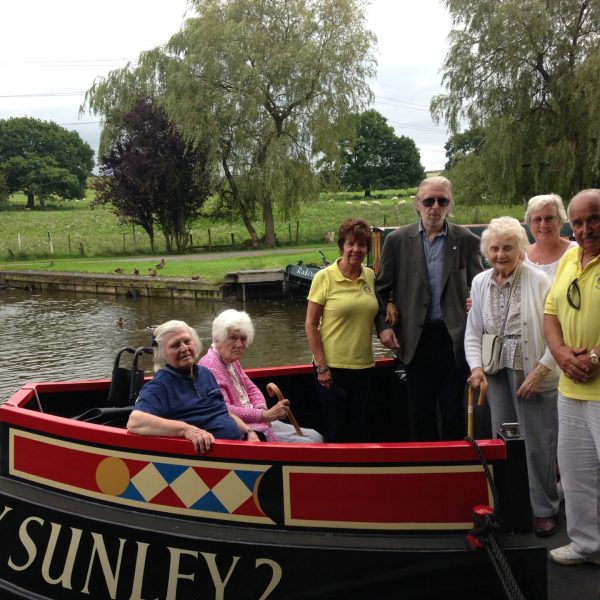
8, 428, 274, 525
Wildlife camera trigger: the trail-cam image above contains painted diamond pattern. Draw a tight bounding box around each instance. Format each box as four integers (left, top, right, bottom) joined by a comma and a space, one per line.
169, 467, 211, 507
130, 463, 169, 501
211, 470, 253, 513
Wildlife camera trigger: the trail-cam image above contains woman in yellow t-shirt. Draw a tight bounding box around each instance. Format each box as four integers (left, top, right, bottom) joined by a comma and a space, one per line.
305, 218, 379, 441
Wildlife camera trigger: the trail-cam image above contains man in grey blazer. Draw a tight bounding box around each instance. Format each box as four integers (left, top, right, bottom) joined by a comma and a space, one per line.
375, 176, 483, 441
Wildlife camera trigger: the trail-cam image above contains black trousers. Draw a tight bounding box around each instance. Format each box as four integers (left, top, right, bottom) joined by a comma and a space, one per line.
314, 366, 372, 442
405, 322, 467, 441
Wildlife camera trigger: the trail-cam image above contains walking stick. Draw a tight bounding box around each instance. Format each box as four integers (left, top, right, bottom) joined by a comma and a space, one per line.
266, 382, 303, 437
467, 383, 487, 438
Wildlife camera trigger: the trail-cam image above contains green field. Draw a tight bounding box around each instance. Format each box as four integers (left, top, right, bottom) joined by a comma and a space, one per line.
0, 189, 526, 282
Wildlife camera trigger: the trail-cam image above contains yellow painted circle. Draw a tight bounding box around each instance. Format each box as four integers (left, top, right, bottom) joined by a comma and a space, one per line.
96, 457, 130, 496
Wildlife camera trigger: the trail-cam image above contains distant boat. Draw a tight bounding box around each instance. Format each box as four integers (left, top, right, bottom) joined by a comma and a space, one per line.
283, 262, 324, 298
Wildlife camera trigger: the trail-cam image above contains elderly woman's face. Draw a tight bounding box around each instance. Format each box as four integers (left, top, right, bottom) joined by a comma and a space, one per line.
529, 204, 560, 242
486, 234, 522, 276
162, 328, 198, 371
216, 329, 248, 363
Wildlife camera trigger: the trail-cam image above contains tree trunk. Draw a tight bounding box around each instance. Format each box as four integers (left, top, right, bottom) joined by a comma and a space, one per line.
239, 204, 259, 247
263, 197, 276, 248
141, 224, 155, 252
364, 188, 371, 197
222, 158, 259, 247
26, 192, 35, 209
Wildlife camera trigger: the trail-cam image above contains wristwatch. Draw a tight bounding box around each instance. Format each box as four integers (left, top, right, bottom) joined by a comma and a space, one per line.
590, 348, 599, 366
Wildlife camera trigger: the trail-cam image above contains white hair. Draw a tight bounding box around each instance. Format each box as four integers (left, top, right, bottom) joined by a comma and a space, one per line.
524, 193, 567, 226
211, 309, 255, 346
152, 320, 202, 372
481, 216, 529, 258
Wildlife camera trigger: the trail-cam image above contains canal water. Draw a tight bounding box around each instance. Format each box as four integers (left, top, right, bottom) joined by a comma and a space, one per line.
0, 288, 391, 400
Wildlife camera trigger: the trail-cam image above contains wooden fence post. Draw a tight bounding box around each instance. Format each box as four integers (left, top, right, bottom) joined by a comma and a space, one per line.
208, 228, 212, 251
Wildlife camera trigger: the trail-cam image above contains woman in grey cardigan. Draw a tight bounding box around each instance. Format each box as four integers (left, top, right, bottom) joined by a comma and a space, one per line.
465, 216, 560, 537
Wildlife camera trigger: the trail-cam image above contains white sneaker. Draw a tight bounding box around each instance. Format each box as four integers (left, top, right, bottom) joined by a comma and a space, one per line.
550, 543, 600, 565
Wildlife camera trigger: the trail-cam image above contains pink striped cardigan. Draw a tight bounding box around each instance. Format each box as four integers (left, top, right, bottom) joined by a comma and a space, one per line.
199, 346, 277, 441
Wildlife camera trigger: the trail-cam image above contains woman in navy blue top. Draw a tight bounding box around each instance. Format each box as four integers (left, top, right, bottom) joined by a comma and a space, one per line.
127, 320, 260, 453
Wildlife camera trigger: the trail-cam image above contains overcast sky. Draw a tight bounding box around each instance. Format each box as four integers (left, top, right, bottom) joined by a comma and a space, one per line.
0, 0, 452, 171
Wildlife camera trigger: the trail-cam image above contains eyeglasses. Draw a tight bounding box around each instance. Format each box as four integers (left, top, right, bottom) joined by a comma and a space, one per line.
420, 197, 450, 208
531, 216, 556, 225
567, 278, 581, 310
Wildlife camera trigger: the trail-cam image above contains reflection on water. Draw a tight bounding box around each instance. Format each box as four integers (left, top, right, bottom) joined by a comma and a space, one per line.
0, 288, 391, 399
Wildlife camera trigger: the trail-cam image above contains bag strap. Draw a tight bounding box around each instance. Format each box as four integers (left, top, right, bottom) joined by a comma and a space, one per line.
498, 265, 519, 336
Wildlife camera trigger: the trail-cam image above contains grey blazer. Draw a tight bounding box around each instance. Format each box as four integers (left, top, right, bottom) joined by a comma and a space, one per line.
375, 221, 483, 367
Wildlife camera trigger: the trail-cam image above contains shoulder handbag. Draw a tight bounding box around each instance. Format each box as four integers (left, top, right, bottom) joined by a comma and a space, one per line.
481, 333, 503, 374
481, 270, 518, 375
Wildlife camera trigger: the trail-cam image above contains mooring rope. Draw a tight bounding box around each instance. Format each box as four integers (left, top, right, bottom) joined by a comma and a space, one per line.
464, 435, 527, 600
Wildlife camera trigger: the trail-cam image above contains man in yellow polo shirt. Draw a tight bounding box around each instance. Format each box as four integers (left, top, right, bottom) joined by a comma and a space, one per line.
544, 189, 600, 566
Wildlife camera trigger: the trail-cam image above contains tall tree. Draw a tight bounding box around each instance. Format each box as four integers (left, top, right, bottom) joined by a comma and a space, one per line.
0, 172, 8, 205
443, 127, 484, 171
431, 0, 600, 201
339, 110, 425, 195
94, 99, 211, 253
85, 0, 376, 247
0, 117, 94, 208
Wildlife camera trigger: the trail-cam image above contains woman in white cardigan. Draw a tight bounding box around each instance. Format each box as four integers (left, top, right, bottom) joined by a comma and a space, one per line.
465, 217, 560, 537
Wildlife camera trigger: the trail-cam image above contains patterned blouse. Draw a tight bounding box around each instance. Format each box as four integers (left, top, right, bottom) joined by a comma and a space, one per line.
482, 268, 523, 371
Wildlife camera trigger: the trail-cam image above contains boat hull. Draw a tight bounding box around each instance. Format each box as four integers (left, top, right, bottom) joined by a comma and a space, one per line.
0, 479, 546, 599
0, 361, 547, 599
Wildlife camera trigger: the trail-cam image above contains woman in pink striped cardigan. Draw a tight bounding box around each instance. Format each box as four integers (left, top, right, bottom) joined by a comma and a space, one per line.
199, 309, 323, 443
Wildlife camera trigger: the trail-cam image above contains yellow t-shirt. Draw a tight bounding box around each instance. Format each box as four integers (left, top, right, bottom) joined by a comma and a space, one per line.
544, 246, 600, 401
307, 259, 378, 369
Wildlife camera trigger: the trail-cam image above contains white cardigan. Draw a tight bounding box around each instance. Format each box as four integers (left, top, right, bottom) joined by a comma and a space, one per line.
465, 262, 559, 391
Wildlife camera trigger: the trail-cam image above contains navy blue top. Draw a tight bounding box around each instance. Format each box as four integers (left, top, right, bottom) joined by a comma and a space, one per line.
135, 365, 242, 440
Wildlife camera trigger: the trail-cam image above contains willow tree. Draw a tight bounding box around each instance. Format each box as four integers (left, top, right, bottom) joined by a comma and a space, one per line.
85, 0, 376, 247
432, 0, 600, 202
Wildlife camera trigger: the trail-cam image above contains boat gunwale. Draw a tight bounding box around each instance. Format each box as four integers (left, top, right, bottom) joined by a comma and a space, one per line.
1, 359, 507, 464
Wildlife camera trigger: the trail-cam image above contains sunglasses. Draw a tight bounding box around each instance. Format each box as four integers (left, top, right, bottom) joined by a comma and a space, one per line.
566, 278, 581, 310
420, 197, 450, 208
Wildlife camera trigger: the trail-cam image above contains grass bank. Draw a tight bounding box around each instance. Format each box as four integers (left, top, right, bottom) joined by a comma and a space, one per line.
0, 188, 525, 263
0, 249, 335, 284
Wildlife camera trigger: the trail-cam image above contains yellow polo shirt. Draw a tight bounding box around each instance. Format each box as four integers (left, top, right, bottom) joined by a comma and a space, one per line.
308, 259, 378, 369
545, 246, 600, 400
